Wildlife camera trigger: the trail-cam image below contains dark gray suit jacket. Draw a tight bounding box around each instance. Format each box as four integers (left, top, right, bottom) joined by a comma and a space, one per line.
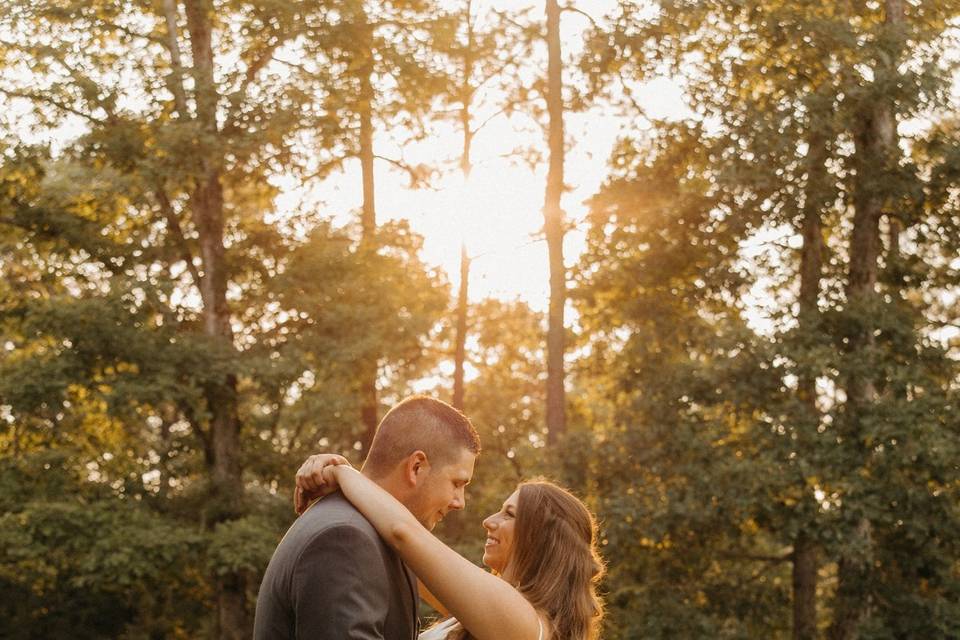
254, 492, 420, 640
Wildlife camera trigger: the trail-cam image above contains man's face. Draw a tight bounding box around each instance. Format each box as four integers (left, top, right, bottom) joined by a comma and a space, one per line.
408, 447, 476, 530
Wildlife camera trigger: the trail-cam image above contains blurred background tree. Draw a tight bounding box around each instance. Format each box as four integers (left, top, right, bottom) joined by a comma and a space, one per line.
2, 1, 959, 639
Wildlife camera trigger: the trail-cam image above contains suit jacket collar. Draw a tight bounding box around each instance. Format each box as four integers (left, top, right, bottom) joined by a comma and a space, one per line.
400, 560, 420, 638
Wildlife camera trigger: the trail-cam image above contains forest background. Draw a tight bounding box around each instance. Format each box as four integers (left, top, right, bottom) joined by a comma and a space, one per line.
1, 1, 959, 639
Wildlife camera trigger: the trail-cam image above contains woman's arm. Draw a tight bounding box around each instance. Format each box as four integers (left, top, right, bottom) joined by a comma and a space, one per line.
327, 465, 544, 640
417, 580, 449, 617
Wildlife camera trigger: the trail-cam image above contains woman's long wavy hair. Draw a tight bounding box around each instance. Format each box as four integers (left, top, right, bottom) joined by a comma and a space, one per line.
445, 480, 605, 640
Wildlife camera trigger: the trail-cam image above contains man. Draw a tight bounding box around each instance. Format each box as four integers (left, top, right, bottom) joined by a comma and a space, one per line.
254, 396, 480, 640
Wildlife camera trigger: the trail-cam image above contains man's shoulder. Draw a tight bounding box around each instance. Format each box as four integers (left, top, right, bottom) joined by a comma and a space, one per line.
293, 492, 383, 546
300, 492, 374, 527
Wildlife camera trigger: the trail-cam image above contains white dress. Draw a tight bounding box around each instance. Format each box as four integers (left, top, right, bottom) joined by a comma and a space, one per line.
418, 616, 543, 640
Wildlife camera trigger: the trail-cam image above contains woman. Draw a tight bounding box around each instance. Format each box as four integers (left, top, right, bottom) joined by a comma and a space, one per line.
296, 455, 605, 640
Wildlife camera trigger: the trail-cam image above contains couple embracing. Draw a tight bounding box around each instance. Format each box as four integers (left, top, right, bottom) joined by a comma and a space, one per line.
254, 396, 605, 640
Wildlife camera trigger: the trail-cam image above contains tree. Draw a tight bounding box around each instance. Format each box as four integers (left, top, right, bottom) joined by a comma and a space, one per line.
434, 298, 548, 555
576, 125, 794, 637
296, 0, 450, 451
0, 2, 447, 634
578, 0, 960, 636
543, 0, 567, 444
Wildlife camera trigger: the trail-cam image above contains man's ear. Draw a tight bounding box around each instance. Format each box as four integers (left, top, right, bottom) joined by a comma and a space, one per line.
403, 450, 430, 486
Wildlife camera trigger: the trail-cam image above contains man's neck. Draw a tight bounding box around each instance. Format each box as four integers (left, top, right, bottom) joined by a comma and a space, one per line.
362, 467, 407, 503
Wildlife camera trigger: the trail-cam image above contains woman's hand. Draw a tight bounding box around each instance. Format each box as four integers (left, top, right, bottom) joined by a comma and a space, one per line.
294, 453, 352, 515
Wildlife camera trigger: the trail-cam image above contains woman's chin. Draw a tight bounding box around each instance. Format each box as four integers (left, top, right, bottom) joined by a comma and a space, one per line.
481, 552, 500, 573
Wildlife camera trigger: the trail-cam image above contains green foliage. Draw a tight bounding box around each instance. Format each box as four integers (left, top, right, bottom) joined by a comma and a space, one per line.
575, 1, 960, 637
2, 1, 959, 638
0, 0, 453, 634
0, 452, 209, 639
207, 516, 279, 577
432, 298, 548, 560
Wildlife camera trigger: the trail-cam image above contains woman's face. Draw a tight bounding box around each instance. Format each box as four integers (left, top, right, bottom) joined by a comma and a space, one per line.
481, 489, 520, 574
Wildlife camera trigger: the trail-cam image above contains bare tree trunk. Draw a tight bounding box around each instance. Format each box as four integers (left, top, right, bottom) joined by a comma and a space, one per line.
452, 1, 476, 413
792, 119, 830, 640
827, 105, 886, 640
829, 5, 902, 639
161, 0, 189, 118
793, 532, 819, 640
453, 244, 470, 411
357, 15, 380, 454
544, 0, 566, 445
459, 0, 475, 179
183, 2, 246, 637
359, 68, 376, 239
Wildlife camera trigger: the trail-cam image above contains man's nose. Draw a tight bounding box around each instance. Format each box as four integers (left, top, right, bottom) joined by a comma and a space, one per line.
450, 492, 464, 511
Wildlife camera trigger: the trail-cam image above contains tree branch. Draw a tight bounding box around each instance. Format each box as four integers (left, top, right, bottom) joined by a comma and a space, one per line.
161, 0, 191, 118
471, 105, 510, 137
102, 20, 165, 46
561, 4, 598, 28
180, 400, 212, 467
154, 187, 203, 293
373, 154, 435, 188
4, 40, 121, 123
270, 56, 314, 76
0, 89, 106, 125
618, 71, 650, 120
223, 38, 285, 131
718, 550, 793, 563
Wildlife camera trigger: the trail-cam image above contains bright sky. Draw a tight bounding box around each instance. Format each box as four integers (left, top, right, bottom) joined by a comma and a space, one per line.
10, 1, 953, 334
273, 0, 689, 312
5, 0, 686, 315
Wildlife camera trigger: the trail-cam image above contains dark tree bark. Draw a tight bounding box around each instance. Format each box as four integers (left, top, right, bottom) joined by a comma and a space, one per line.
453, 243, 470, 411
451, 0, 479, 412
793, 531, 819, 640
544, 0, 566, 445
827, 103, 886, 640
357, 13, 380, 454
161, 0, 189, 118
829, 4, 903, 639
458, 0, 476, 179
792, 111, 833, 640
181, 1, 246, 637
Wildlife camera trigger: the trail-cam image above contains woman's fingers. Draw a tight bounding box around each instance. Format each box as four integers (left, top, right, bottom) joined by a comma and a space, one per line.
294, 486, 308, 515
321, 464, 338, 486
294, 453, 355, 514
296, 453, 352, 493
297, 457, 325, 493
295, 460, 315, 492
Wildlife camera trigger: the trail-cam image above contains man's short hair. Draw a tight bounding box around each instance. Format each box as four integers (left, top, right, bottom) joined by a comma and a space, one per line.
363, 396, 480, 478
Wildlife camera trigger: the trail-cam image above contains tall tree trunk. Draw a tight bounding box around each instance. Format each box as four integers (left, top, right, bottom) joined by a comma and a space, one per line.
459, 0, 475, 179
793, 531, 819, 640
183, 2, 246, 637
357, 15, 380, 453
453, 243, 470, 411
793, 122, 828, 640
161, 0, 189, 118
827, 101, 887, 640
829, 5, 902, 639
453, 1, 476, 413
544, 0, 566, 445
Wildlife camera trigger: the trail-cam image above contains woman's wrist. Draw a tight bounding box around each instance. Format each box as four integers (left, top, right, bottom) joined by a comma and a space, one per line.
333, 464, 358, 479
